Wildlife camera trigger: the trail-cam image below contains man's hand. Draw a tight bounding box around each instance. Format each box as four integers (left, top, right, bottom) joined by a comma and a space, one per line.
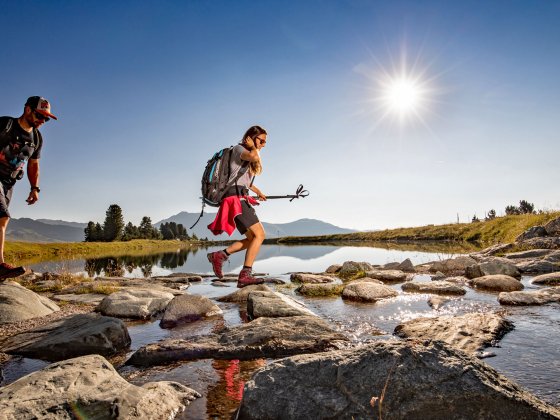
26, 190, 39, 205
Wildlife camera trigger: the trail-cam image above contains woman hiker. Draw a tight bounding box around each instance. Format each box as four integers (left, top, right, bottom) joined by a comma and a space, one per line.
207, 125, 268, 287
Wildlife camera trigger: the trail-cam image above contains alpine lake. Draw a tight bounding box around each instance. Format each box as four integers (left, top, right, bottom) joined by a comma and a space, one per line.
2, 242, 559, 419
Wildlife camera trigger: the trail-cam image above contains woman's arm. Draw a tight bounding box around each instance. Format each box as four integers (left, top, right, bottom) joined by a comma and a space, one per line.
250, 184, 267, 201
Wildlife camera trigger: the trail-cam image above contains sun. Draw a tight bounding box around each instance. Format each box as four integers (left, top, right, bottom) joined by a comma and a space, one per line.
384, 77, 422, 113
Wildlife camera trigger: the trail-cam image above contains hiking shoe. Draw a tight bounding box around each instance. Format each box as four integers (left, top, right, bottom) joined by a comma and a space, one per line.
207, 251, 228, 279
0, 262, 26, 280
237, 267, 265, 288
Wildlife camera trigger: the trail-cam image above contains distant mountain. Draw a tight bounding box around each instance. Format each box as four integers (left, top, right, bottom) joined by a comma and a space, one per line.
36, 219, 87, 229
7, 218, 85, 243
156, 211, 355, 240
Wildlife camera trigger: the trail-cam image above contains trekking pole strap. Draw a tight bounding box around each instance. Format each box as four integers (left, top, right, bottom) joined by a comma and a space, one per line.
190, 201, 206, 229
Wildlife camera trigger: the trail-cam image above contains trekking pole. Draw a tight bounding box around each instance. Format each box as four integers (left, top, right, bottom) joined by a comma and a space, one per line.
254, 184, 309, 202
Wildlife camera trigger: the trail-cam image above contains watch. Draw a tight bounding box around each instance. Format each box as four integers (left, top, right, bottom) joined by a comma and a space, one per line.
31, 186, 40, 193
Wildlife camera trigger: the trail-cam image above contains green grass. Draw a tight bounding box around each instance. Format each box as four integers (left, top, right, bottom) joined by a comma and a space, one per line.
276, 212, 560, 247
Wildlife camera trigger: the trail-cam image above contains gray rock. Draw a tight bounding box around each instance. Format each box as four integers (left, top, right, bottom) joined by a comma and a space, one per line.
428, 256, 477, 274
154, 274, 202, 282
544, 217, 560, 236
516, 226, 548, 242
289, 273, 334, 284
470, 275, 524, 292
466, 261, 521, 279
402, 281, 466, 295
216, 284, 272, 303
518, 236, 560, 250
347, 277, 383, 285
531, 272, 560, 285
505, 249, 553, 259
499, 288, 560, 306
296, 283, 344, 297
431, 271, 446, 280
1, 313, 130, 361
236, 340, 559, 420
211, 281, 230, 287
52, 293, 106, 305
398, 258, 415, 272
160, 294, 222, 328
428, 296, 451, 309
127, 316, 348, 366
96, 288, 174, 319
544, 250, 560, 263
365, 269, 409, 283
247, 291, 316, 318
0, 281, 59, 324
325, 264, 341, 273
395, 312, 513, 354
471, 243, 514, 257
516, 259, 560, 274
440, 275, 469, 284
342, 281, 398, 302
0, 354, 200, 419
338, 261, 374, 277
382, 261, 401, 269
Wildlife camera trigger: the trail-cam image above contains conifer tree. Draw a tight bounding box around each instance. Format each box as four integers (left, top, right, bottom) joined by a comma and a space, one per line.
103, 204, 125, 241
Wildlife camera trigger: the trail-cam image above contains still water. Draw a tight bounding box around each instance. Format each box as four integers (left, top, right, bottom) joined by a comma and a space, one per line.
4, 244, 560, 417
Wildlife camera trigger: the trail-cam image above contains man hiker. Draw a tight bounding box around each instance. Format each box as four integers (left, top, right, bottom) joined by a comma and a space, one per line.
0, 96, 57, 279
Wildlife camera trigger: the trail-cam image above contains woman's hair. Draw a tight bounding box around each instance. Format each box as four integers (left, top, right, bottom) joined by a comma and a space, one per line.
241, 125, 267, 176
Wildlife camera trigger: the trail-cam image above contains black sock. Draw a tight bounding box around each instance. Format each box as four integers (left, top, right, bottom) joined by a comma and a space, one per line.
223, 249, 231, 256
243, 265, 252, 270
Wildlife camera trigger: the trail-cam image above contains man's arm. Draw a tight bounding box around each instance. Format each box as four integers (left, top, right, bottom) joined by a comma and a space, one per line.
26, 158, 40, 205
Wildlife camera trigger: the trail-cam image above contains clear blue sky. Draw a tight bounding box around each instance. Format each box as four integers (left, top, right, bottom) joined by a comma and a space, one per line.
1, 0, 558, 230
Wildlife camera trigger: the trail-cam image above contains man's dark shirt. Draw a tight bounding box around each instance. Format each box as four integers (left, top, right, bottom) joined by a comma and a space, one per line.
0, 117, 42, 182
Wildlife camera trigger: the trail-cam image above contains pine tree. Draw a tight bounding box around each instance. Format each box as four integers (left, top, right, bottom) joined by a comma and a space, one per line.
84, 221, 96, 242
103, 204, 125, 241
505, 205, 520, 215
518, 200, 535, 214
139, 216, 155, 239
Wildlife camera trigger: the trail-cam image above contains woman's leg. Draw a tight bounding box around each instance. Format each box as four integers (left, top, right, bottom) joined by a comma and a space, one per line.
225, 230, 254, 255
243, 222, 265, 267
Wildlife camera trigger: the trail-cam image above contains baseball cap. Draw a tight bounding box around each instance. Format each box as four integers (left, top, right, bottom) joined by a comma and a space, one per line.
25, 96, 58, 120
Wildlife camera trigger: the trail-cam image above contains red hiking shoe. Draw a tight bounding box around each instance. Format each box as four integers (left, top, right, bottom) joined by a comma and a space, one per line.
207, 251, 228, 279
237, 267, 265, 288
0, 262, 26, 280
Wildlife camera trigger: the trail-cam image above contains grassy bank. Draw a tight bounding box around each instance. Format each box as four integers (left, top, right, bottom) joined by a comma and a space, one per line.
5, 239, 202, 265
277, 212, 560, 246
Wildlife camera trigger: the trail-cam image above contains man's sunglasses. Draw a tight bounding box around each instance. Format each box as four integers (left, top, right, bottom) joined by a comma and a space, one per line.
33, 111, 50, 122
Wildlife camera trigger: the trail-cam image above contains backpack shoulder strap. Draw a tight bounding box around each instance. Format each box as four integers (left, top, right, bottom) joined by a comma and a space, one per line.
1, 118, 13, 137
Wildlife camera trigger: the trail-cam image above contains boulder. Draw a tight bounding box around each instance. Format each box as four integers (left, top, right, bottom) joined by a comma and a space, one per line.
398, 258, 415, 272
0, 313, 130, 361
518, 236, 560, 250
247, 291, 316, 318
338, 261, 373, 277
543, 250, 560, 262
515, 259, 560, 274
544, 217, 560, 236
402, 281, 466, 295
216, 284, 272, 303
498, 288, 560, 306
296, 283, 344, 297
428, 256, 477, 274
127, 316, 348, 366
0, 354, 200, 419
160, 294, 222, 328
505, 249, 553, 259
470, 275, 524, 292
394, 312, 513, 354
96, 288, 174, 319
289, 273, 334, 284
236, 340, 559, 420
382, 261, 401, 269
428, 296, 450, 309
531, 272, 560, 285
516, 226, 548, 242
342, 281, 398, 302
325, 264, 341, 273
0, 281, 59, 324
365, 269, 408, 283
466, 261, 521, 279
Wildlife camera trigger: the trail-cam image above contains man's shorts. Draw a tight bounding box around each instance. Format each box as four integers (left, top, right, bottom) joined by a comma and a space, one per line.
0, 181, 13, 218
234, 200, 260, 235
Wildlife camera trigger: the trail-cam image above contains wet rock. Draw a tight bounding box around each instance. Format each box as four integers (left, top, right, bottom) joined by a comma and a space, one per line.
338, 261, 373, 277
498, 288, 560, 306
394, 312, 513, 354
0, 313, 130, 361
365, 269, 409, 283
296, 283, 344, 297
289, 273, 334, 284
515, 259, 560, 274
428, 296, 451, 309
52, 293, 106, 305
0, 281, 59, 324
325, 264, 341, 273
127, 316, 348, 366
216, 284, 272, 303
505, 249, 553, 259
215, 275, 238, 283
466, 261, 521, 279
431, 271, 446, 280
236, 340, 559, 420
154, 274, 203, 282
160, 294, 223, 328
96, 288, 174, 319
398, 258, 415, 272
0, 354, 200, 419
428, 256, 477, 275
470, 275, 524, 292
342, 281, 398, 302
439, 275, 469, 284
402, 281, 466, 295
544, 217, 560, 236
531, 272, 560, 285
211, 281, 229, 287
516, 226, 548, 242
247, 291, 316, 318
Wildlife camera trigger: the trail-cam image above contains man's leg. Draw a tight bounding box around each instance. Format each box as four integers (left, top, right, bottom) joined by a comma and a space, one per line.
0, 216, 9, 264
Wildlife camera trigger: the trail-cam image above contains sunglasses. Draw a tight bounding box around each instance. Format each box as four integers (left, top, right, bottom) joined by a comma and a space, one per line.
33, 111, 50, 122
255, 137, 267, 144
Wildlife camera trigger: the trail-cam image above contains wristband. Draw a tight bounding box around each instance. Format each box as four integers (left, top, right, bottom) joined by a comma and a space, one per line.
31, 186, 40, 193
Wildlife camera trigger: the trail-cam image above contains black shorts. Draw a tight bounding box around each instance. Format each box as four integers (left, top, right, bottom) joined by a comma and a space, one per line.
0, 181, 13, 218
234, 200, 260, 235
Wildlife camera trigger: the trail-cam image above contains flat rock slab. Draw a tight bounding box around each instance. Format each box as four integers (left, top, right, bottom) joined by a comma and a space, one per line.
394, 312, 513, 354
342, 281, 398, 302
0, 281, 60, 324
428, 256, 477, 274
365, 269, 409, 283
516, 260, 560, 274
289, 273, 334, 283
52, 293, 107, 305
1, 313, 131, 361
247, 291, 316, 318
153, 275, 202, 282
237, 339, 560, 420
402, 280, 466, 295
96, 288, 174, 319
531, 272, 560, 285
498, 288, 560, 306
296, 283, 344, 297
470, 275, 524, 292
466, 261, 521, 279
160, 294, 223, 328
505, 249, 553, 259
0, 354, 200, 419
127, 315, 348, 366
216, 284, 272, 303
